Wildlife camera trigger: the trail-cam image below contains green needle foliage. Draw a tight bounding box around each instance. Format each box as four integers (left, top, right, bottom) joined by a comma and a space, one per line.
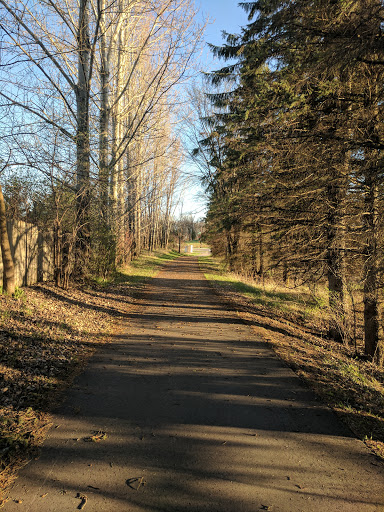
200, 0, 384, 364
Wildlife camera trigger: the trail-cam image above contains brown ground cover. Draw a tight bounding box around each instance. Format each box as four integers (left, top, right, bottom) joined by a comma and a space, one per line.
0, 278, 138, 505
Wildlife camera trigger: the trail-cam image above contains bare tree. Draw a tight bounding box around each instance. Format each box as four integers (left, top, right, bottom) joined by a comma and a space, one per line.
0, 0, 205, 284
0, 0, 102, 276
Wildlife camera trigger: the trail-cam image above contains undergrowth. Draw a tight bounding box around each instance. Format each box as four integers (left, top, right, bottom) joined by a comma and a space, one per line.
94, 249, 180, 288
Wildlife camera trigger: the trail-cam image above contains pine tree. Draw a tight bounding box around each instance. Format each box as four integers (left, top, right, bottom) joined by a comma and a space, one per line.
202, 0, 384, 361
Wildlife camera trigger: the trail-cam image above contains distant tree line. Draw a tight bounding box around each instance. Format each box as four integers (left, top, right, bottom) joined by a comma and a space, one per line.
197, 0, 384, 364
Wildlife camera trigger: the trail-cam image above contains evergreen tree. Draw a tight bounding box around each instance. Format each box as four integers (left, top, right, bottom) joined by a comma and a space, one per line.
202, 0, 384, 362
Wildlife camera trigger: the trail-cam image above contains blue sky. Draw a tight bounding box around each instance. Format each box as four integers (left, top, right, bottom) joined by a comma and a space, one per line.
199, 0, 249, 71
179, 1, 249, 219
200, 0, 248, 52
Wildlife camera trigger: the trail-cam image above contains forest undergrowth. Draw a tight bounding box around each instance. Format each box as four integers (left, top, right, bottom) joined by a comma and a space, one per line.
0, 250, 179, 507
200, 257, 384, 462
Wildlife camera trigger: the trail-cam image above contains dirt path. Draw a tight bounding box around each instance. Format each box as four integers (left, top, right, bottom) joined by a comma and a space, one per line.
6, 257, 384, 511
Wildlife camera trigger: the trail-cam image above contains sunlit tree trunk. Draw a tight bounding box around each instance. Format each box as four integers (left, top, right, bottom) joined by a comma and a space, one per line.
0, 184, 15, 295
75, 0, 91, 277
99, 0, 110, 214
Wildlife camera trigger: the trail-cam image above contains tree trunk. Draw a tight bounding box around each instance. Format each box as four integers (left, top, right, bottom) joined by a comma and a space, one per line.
326, 163, 347, 342
0, 183, 15, 295
53, 220, 62, 287
283, 260, 288, 284
363, 166, 381, 362
362, 75, 382, 364
99, 0, 110, 215
116, 111, 127, 264
136, 167, 142, 254
109, 25, 123, 264
75, 0, 91, 278
128, 169, 137, 261
258, 226, 264, 280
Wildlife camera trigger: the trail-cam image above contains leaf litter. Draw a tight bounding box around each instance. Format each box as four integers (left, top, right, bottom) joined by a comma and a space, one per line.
0, 280, 136, 507
83, 431, 107, 442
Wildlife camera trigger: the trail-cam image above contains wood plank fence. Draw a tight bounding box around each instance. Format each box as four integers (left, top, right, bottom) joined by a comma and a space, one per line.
0, 220, 53, 288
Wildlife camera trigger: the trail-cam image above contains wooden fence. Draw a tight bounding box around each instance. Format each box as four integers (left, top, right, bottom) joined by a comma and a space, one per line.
0, 220, 53, 288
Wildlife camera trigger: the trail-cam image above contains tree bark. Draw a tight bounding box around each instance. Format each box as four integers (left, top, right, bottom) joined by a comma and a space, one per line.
128, 168, 138, 261
75, 0, 91, 278
0, 183, 15, 295
326, 162, 347, 342
362, 74, 382, 364
99, 0, 110, 215
363, 166, 381, 362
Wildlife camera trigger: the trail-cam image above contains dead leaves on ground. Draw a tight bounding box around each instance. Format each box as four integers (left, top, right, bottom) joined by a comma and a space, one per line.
83, 431, 107, 443
126, 476, 146, 491
0, 408, 51, 502
0, 282, 133, 506
76, 493, 88, 510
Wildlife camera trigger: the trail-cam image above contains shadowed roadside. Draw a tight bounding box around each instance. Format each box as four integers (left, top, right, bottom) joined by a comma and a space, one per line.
6, 257, 384, 511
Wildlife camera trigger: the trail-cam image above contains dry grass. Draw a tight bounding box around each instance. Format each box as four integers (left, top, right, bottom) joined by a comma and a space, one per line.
0, 250, 178, 507
201, 257, 384, 461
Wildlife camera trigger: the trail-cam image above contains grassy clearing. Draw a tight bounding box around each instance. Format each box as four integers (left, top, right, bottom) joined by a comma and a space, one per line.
0, 249, 178, 507
202, 258, 332, 330
200, 256, 384, 461
94, 249, 180, 288
185, 240, 210, 248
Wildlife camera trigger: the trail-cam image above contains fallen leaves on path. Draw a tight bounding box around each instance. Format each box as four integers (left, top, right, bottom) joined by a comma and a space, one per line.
83, 431, 107, 443
76, 492, 87, 509
126, 477, 146, 491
